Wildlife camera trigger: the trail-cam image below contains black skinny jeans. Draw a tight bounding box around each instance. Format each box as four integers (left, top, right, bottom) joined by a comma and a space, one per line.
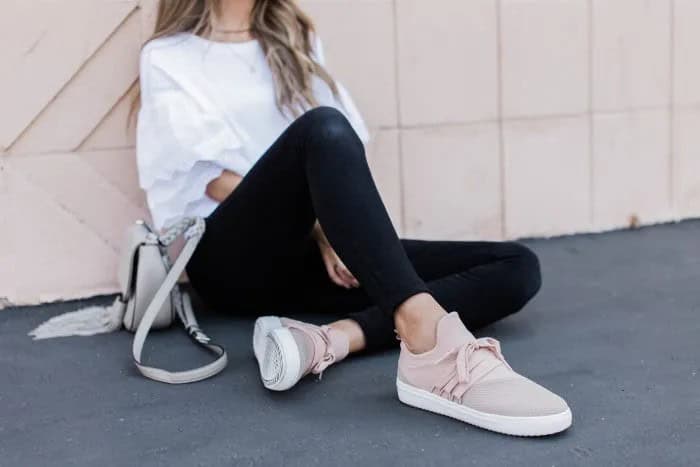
186, 106, 542, 351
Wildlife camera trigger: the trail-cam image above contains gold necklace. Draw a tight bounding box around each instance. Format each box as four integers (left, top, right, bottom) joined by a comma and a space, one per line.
212, 27, 251, 34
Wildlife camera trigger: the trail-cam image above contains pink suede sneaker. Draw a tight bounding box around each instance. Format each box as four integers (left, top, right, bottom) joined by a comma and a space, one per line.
397, 312, 572, 436
253, 316, 350, 391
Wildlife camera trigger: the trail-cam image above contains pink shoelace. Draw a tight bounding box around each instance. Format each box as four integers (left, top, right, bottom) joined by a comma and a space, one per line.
311, 325, 339, 377
285, 323, 338, 378
433, 337, 512, 402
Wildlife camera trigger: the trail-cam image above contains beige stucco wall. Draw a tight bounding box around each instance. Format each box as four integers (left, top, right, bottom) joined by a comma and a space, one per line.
2, 0, 699, 306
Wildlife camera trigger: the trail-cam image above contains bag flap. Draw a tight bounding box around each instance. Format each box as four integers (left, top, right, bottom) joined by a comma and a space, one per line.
118, 221, 157, 299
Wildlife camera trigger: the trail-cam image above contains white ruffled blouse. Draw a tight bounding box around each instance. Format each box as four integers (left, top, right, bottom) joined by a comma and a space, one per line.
136, 32, 369, 230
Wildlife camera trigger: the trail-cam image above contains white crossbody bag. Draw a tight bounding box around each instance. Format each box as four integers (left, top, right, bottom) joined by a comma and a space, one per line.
120, 217, 227, 383
30, 217, 227, 384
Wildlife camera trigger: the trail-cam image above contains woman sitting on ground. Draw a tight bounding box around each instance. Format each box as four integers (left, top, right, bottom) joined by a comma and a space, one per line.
134, 0, 572, 436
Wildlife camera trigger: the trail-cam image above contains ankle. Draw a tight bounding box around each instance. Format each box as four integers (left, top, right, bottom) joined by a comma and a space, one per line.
328, 319, 366, 353
394, 293, 447, 354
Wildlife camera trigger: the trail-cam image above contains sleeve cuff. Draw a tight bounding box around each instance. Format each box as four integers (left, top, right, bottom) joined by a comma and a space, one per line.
147, 161, 225, 230
218, 149, 254, 177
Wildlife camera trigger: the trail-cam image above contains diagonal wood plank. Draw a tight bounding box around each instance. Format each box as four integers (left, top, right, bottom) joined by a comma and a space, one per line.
78, 148, 147, 209
0, 2, 49, 67
0, 164, 119, 305
139, 0, 159, 41
9, 151, 147, 250
9, 8, 141, 154
79, 85, 138, 151
0, 0, 137, 151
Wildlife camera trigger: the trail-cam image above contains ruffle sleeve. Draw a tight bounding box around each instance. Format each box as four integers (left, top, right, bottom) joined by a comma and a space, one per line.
310, 33, 371, 144
136, 44, 253, 229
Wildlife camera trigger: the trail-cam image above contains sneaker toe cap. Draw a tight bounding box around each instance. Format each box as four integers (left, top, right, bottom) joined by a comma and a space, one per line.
461, 376, 570, 418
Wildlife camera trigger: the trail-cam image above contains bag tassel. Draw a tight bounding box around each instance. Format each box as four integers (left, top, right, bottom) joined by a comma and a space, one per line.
28, 296, 124, 340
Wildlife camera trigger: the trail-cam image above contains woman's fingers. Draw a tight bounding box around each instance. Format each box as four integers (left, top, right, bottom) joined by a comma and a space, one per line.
321, 247, 360, 288
341, 268, 360, 288
326, 262, 348, 288
334, 264, 353, 289
337, 266, 354, 288
336, 262, 360, 288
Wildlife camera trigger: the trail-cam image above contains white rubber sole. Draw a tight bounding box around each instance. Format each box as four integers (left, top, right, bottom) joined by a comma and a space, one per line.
253, 316, 282, 362
253, 316, 301, 391
396, 379, 572, 437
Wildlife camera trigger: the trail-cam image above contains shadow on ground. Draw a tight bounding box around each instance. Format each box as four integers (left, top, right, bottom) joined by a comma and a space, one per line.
2, 221, 699, 466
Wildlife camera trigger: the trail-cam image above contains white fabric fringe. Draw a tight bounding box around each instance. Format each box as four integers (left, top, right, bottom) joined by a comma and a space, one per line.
28, 297, 124, 340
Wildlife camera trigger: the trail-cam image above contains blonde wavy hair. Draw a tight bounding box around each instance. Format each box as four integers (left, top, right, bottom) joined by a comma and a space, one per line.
129, 0, 338, 124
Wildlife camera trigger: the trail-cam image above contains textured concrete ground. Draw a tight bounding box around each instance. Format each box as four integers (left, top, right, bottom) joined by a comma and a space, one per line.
2, 221, 699, 467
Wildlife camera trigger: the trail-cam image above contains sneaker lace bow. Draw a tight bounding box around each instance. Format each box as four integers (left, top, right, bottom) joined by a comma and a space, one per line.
311, 325, 337, 378
435, 337, 511, 402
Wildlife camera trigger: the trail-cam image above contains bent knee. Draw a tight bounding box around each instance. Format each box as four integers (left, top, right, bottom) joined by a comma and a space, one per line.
300, 106, 360, 146
503, 242, 542, 304
302, 105, 345, 122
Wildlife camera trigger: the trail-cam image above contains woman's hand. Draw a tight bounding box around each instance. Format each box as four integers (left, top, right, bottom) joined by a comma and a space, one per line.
206, 169, 243, 202
312, 221, 360, 289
